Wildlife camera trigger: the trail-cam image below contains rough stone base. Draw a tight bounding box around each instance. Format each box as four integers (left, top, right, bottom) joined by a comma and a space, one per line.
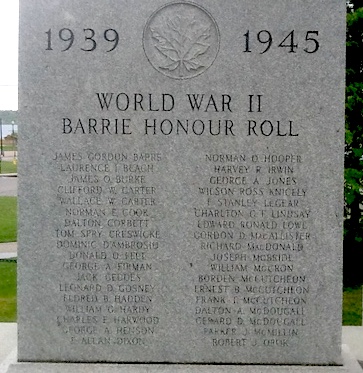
6, 346, 362, 373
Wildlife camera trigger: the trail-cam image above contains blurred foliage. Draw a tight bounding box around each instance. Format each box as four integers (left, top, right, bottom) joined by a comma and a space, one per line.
343, 287, 362, 325
344, 3, 363, 286
0, 111, 17, 124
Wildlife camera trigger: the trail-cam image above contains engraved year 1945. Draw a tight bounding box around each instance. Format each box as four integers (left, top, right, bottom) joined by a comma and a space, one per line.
243, 30, 320, 54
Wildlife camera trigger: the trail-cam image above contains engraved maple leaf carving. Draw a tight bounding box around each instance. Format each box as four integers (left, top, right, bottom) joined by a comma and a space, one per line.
150, 16, 211, 76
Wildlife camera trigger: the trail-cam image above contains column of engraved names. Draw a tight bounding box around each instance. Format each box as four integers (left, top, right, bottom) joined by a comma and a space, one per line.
192, 153, 311, 348
53, 151, 161, 347
244, 154, 310, 348
193, 153, 250, 348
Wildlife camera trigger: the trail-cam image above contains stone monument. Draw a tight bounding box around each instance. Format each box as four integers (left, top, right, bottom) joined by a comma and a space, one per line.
11, 0, 355, 372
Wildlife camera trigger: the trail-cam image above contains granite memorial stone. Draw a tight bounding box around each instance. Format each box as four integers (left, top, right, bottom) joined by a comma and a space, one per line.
17, 0, 345, 367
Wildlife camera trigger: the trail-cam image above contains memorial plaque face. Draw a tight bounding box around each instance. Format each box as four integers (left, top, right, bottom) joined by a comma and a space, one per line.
18, 0, 345, 365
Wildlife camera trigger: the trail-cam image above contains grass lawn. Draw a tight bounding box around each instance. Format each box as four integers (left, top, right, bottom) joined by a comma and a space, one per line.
0, 160, 17, 174
1, 145, 17, 152
0, 260, 17, 322
343, 286, 362, 325
0, 197, 17, 242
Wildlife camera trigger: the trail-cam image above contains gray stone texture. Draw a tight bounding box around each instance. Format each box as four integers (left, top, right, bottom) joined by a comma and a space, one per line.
18, 0, 346, 366
6, 346, 363, 373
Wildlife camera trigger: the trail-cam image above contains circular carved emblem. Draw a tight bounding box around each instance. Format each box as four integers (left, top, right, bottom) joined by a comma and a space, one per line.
143, 2, 220, 80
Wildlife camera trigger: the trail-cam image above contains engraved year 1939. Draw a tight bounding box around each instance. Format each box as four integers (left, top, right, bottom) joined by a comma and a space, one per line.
45, 28, 119, 52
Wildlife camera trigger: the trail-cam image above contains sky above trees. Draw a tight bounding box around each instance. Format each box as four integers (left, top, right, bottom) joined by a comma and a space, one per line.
0, 1, 19, 110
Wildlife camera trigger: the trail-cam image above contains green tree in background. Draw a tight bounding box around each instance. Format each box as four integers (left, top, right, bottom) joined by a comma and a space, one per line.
0, 111, 17, 123
345, 1, 363, 286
